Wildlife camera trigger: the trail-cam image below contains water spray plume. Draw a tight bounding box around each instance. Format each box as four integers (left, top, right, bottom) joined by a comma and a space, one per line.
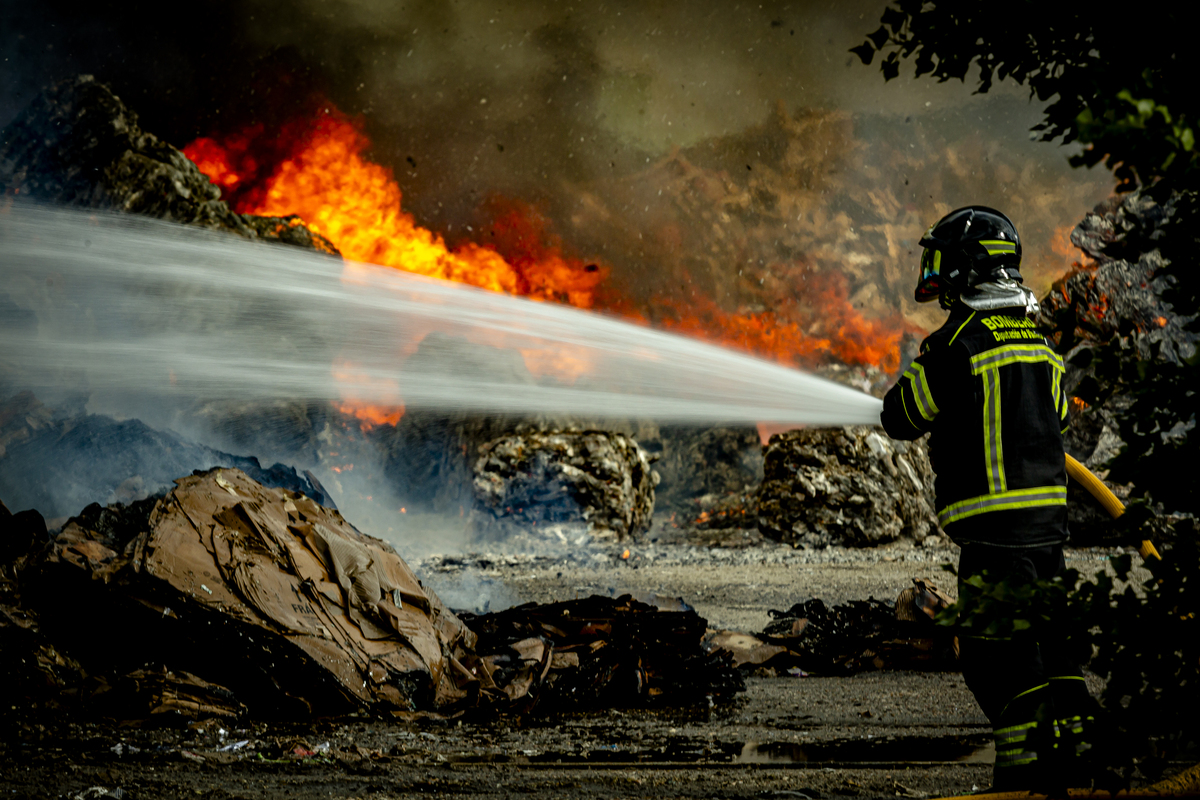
181, 101, 915, 386
0, 203, 884, 427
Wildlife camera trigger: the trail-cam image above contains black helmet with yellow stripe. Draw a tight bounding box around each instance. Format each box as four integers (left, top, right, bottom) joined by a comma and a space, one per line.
916, 206, 1022, 307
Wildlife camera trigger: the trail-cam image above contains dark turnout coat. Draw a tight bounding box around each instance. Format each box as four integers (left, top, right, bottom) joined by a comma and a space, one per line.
881, 304, 1069, 547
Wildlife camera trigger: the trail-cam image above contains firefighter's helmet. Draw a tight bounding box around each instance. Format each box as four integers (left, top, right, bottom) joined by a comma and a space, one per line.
916, 206, 1022, 305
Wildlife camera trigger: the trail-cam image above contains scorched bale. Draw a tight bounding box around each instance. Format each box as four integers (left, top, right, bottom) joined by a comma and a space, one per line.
25, 468, 475, 717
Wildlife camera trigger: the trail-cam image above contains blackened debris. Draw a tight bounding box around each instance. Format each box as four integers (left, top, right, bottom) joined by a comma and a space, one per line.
460, 594, 743, 712
706, 578, 958, 675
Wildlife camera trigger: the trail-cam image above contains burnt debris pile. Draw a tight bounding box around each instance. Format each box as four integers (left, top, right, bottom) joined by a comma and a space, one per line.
459, 595, 743, 713
1039, 192, 1199, 541
705, 577, 958, 675
0, 469, 742, 721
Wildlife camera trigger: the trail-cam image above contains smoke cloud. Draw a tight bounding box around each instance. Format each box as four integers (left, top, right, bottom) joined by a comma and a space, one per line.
3, 2, 1105, 212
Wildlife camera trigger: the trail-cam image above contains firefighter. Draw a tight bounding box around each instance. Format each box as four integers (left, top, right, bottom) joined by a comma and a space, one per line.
880, 206, 1092, 791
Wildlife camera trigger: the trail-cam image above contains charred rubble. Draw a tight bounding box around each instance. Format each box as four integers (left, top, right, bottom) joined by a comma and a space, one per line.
1038, 191, 1200, 542
705, 577, 958, 676
459, 595, 743, 712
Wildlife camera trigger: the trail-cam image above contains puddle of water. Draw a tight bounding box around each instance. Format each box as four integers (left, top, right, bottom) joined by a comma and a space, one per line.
735, 734, 993, 764
445, 734, 993, 765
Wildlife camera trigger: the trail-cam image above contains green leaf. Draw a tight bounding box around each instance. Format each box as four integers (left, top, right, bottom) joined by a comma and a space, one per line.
881, 52, 900, 80
849, 42, 876, 65
880, 5, 908, 31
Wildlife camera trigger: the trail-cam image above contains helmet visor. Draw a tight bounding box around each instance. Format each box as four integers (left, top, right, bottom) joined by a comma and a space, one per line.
915, 248, 945, 302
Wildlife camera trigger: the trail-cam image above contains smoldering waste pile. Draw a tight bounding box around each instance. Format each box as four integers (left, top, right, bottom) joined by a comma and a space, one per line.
0, 469, 741, 720
1038, 191, 1200, 541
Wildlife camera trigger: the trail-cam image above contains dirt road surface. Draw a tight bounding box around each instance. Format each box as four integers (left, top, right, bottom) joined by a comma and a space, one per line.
2, 540, 1123, 799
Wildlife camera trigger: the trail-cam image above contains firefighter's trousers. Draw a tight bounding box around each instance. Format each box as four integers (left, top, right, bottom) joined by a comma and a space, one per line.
957, 542, 1095, 791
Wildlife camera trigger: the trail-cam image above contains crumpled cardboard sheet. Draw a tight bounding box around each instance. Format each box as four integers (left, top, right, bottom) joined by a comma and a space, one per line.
48, 468, 475, 715
86, 666, 247, 719
701, 630, 790, 669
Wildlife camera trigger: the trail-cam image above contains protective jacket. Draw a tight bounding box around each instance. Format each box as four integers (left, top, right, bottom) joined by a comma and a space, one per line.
881, 303, 1069, 547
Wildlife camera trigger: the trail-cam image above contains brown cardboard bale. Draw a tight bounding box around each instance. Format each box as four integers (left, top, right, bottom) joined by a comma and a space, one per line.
39, 468, 474, 716
756, 426, 937, 547
472, 430, 656, 541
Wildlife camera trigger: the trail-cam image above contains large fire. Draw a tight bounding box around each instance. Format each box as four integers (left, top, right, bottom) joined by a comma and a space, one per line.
185, 108, 606, 304
183, 101, 912, 426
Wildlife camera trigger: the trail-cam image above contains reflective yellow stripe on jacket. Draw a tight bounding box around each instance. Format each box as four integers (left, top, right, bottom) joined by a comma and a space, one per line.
938, 344, 1067, 525
938, 485, 1068, 527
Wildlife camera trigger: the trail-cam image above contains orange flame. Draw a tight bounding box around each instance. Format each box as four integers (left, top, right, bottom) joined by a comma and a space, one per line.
654, 268, 911, 374
184, 100, 915, 428
184, 108, 606, 302
328, 358, 405, 429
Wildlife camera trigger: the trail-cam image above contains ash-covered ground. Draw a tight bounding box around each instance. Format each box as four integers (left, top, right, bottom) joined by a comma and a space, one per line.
2, 525, 1126, 800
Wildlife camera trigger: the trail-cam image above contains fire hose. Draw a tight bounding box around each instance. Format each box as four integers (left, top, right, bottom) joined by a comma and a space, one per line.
1064, 453, 1161, 562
